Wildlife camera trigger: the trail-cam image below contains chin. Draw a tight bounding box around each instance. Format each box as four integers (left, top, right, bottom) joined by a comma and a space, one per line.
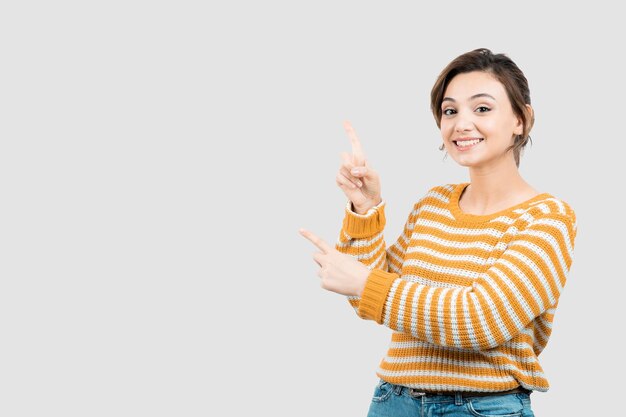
449, 155, 481, 168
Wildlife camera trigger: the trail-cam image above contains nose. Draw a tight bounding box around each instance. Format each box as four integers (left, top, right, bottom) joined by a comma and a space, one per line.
454, 113, 474, 133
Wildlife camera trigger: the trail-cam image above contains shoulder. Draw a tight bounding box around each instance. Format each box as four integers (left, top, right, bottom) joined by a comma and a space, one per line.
406, 183, 458, 209
404, 183, 464, 217
529, 194, 576, 225
419, 183, 462, 202
523, 194, 578, 241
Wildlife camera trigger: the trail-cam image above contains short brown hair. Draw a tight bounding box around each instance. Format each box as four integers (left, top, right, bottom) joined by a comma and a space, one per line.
430, 48, 534, 167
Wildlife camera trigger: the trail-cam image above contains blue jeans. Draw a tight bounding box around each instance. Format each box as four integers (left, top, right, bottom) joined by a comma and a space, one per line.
367, 379, 535, 417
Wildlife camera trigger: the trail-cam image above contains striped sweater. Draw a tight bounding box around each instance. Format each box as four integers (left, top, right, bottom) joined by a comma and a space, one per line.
336, 183, 577, 392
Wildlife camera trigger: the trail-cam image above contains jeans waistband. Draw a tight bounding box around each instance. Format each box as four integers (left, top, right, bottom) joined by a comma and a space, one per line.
385, 381, 531, 401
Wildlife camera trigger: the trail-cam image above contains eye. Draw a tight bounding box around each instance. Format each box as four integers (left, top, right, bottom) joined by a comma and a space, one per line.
476, 106, 491, 113
442, 108, 456, 116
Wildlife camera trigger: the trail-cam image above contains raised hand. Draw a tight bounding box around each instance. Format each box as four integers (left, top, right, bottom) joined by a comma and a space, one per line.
337, 121, 382, 214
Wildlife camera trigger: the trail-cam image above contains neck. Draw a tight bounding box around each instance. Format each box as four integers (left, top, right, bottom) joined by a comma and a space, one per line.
462, 157, 537, 214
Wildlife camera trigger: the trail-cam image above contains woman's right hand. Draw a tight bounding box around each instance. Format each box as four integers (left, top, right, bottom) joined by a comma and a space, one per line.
336, 121, 382, 214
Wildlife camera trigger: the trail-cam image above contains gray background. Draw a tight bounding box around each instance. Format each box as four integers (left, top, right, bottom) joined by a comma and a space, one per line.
0, 1, 622, 416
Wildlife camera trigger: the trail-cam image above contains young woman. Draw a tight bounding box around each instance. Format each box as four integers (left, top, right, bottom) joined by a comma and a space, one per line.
299, 48, 576, 417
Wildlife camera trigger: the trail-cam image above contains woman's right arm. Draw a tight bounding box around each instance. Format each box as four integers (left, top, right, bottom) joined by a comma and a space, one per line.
334, 121, 420, 311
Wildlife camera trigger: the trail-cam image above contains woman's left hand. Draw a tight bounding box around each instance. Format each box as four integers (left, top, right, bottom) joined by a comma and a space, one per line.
299, 228, 371, 297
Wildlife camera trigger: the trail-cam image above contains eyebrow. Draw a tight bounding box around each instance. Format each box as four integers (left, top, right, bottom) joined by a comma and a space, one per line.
441, 93, 497, 103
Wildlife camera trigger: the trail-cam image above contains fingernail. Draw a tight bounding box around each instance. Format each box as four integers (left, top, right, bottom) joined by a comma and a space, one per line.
356, 181, 362, 187
351, 169, 359, 175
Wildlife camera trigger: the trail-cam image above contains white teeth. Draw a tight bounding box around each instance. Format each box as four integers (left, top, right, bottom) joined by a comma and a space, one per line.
456, 139, 482, 147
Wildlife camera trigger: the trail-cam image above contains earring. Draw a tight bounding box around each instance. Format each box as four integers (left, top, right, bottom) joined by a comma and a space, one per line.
439, 143, 448, 161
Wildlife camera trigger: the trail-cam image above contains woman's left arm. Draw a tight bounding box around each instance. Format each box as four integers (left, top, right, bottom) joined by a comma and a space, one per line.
357, 211, 577, 351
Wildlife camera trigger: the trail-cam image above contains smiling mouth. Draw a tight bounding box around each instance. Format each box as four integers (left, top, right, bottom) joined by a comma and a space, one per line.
453, 138, 484, 148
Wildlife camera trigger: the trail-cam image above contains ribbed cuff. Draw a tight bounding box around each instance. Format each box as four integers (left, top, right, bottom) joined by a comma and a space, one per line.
358, 269, 398, 324
342, 200, 386, 238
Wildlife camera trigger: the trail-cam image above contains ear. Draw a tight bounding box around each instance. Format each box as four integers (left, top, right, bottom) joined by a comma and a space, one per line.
514, 104, 533, 136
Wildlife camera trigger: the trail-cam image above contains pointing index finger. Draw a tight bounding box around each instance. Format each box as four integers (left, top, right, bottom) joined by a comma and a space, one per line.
343, 120, 366, 166
298, 228, 332, 253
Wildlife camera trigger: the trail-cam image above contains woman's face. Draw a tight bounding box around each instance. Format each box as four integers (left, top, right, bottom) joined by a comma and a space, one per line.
439, 71, 523, 169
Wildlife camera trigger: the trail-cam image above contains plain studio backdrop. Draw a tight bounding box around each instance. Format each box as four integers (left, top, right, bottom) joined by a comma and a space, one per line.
0, 1, 622, 416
